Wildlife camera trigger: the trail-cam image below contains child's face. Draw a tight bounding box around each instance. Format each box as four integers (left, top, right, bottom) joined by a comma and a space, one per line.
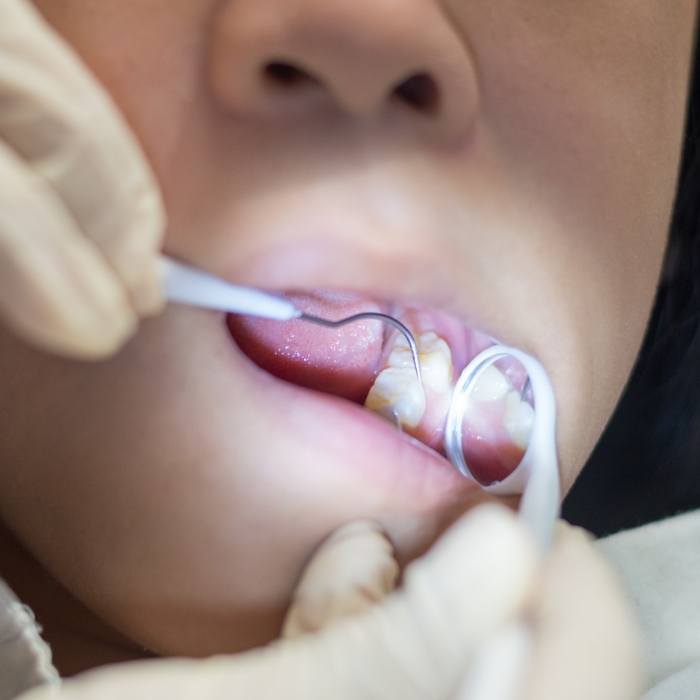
1, 0, 696, 659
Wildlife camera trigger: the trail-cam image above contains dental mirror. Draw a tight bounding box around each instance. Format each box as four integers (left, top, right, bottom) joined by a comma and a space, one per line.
445, 345, 560, 550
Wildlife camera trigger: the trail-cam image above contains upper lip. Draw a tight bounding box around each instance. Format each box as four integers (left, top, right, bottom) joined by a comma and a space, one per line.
166, 226, 493, 342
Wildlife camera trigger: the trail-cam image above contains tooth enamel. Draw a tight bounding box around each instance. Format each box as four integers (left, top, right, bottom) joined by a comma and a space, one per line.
365, 331, 453, 429
471, 365, 511, 402
503, 391, 535, 450
365, 367, 426, 428
417, 333, 454, 392
389, 332, 453, 392
387, 342, 415, 370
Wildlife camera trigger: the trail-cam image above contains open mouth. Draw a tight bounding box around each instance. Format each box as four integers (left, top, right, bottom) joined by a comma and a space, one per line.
226, 289, 533, 486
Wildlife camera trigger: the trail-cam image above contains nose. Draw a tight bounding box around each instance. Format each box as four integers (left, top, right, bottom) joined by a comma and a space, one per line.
209, 0, 479, 143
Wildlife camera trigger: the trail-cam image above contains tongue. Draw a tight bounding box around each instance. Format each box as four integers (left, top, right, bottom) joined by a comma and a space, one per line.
227, 291, 386, 402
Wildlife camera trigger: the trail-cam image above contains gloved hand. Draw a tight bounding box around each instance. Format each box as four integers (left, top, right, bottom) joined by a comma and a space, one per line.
16, 504, 643, 700
520, 519, 644, 700
0, 0, 165, 358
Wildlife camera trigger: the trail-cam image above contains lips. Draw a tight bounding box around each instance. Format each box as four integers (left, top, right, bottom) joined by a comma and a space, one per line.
226, 288, 531, 486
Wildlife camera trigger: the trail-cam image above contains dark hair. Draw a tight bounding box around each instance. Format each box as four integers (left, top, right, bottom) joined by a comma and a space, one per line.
563, 38, 700, 536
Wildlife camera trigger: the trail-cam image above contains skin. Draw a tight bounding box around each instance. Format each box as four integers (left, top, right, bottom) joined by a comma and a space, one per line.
0, 0, 696, 676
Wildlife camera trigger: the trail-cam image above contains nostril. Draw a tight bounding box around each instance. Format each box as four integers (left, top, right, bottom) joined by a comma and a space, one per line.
394, 73, 440, 114
264, 60, 320, 87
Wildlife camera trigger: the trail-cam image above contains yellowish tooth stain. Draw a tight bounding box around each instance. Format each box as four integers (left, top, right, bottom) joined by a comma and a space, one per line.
365, 368, 425, 429
364, 331, 454, 430
416, 334, 453, 393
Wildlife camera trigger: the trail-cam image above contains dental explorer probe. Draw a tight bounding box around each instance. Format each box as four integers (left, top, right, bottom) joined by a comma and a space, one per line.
160, 256, 422, 384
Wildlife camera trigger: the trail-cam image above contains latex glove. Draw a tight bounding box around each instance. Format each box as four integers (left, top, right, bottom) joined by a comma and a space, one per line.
519, 521, 644, 700
16, 504, 642, 700
286, 515, 644, 700
0, 0, 165, 358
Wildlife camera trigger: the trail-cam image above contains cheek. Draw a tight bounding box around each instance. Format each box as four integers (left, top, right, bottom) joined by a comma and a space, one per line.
444, 1, 694, 488
475, 1, 691, 305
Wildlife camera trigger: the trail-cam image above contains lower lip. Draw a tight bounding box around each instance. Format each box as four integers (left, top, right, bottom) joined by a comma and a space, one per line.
220, 316, 480, 508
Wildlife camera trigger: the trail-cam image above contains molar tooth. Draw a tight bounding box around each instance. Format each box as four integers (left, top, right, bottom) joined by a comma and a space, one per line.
471, 366, 511, 402
365, 330, 454, 429
416, 331, 440, 350
387, 343, 415, 370
418, 335, 453, 393
364, 367, 425, 429
388, 332, 453, 392
503, 391, 535, 450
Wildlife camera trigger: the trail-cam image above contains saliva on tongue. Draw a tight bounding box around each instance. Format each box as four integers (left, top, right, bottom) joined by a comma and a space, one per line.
227, 290, 528, 486
227, 291, 387, 403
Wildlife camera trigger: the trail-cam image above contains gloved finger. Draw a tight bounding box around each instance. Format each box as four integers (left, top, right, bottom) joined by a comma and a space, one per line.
521, 523, 644, 700
267, 503, 538, 700
454, 620, 532, 700
0, 0, 165, 315
16, 504, 537, 700
283, 520, 399, 638
0, 139, 137, 357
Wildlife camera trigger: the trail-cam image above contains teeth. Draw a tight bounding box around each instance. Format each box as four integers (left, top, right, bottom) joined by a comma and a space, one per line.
364, 331, 453, 429
503, 391, 535, 450
365, 328, 535, 452
415, 333, 453, 393
471, 365, 511, 402
389, 332, 453, 393
364, 368, 426, 428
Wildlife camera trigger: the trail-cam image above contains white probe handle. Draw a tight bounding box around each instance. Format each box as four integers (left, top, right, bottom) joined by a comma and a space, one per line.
160, 256, 302, 321
456, 346, 560, 699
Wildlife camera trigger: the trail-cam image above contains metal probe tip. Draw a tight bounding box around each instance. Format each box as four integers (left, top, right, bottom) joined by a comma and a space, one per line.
299, 312, 423, 386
